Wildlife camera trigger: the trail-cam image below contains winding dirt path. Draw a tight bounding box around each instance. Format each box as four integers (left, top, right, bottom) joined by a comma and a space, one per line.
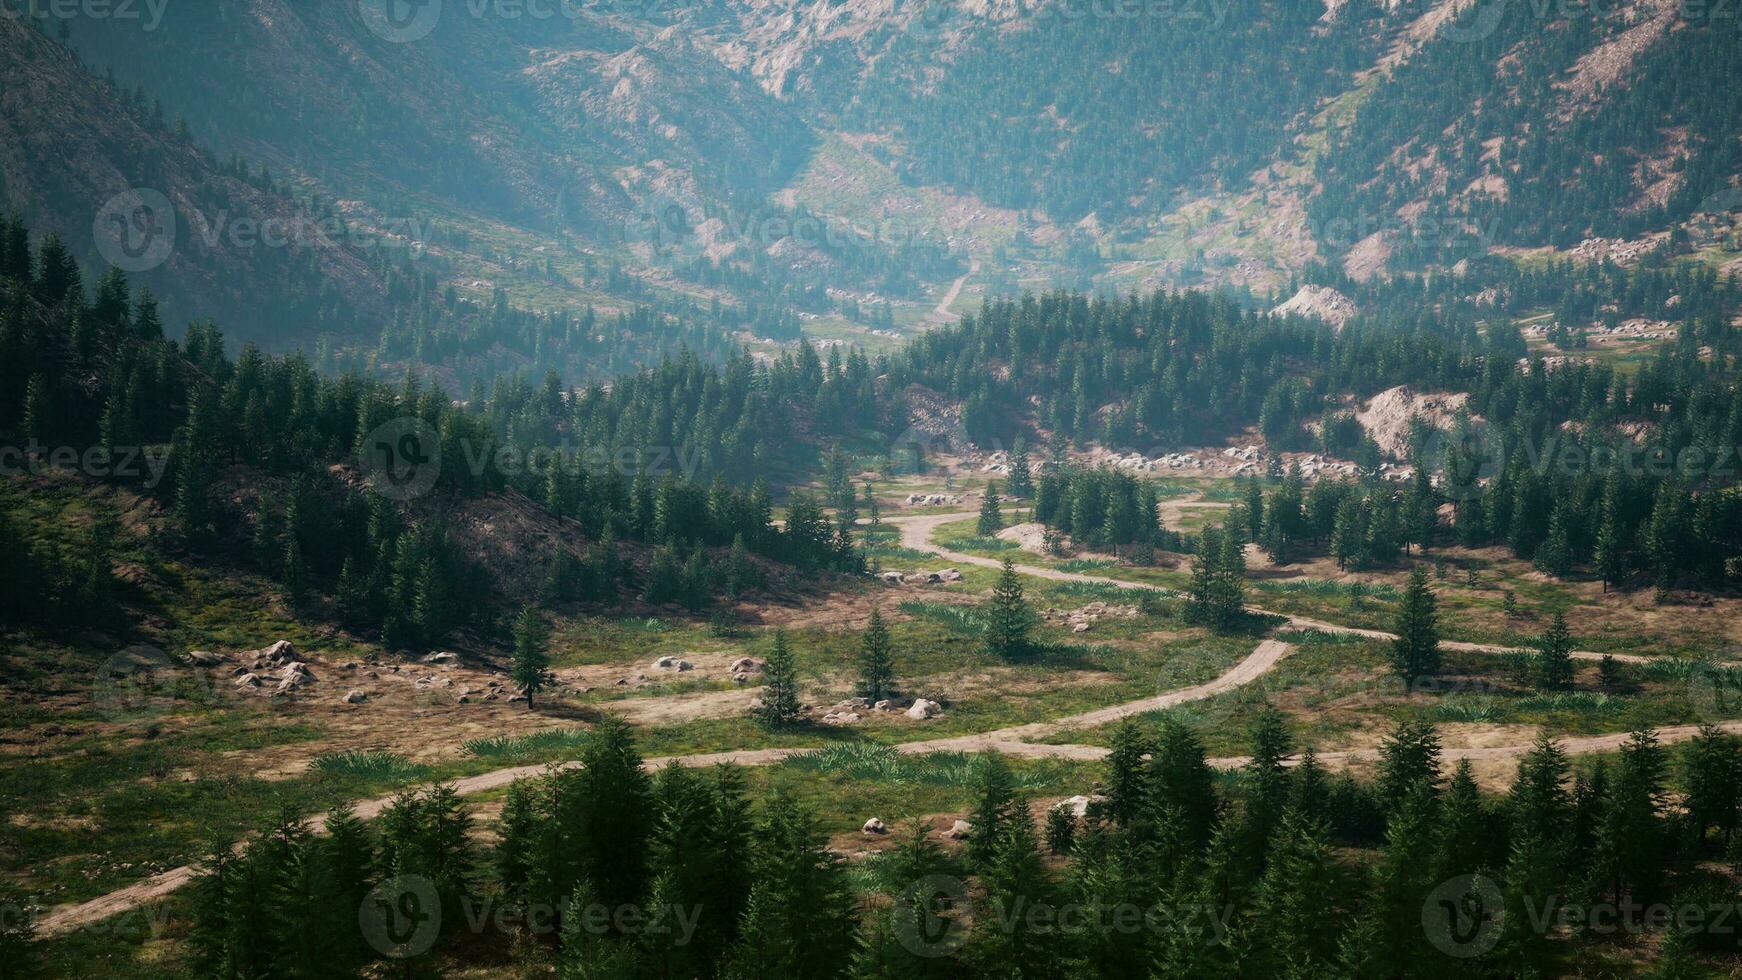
27, 510, 1669, 937
929, 258, 981, 323
35, 637, 1294, 937
883, 512, 1648, 664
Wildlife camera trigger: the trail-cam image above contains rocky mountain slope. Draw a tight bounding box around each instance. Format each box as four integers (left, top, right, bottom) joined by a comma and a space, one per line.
12, 0, 1739, 344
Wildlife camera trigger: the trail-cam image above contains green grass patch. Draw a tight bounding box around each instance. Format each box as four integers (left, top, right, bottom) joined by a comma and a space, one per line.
309, 750, 430, 781
463, 728, 592, 760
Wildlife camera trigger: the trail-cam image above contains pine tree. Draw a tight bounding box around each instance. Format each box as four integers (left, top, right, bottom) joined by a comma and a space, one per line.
1681, 724, 1740, 847
1007, 437, 1033, 498
511, 606, 551, 708
1243, 707, 1294, 858
1594, 470, 1627, 591
20, 373, 46, 446
1104, 719, 1152, 827
978, 481, 1004, 536
970, 803, 1059, 979
308, 805, 376, 974
721, 795, 854, 980
1186, 528, 1219, 625
496, 779, 538, 911
755, 630, 803, 728
1210, 522, 1247, 630
859, 606, 895, 702
966, 753, 1021, 871
1239, 808, 1341, 975
1535, 611, 1574, 691
563, 716, 654, 912
1390, 567, 1441, 682
983, 557, 1036, 658
1376, 719, 1442, 808
1149, 720, 1218, 853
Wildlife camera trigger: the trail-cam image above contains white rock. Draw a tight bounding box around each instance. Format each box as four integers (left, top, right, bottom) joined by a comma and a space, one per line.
906, 698, 942, 720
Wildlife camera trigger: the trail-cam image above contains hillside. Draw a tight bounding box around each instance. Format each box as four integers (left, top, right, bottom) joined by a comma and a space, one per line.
0, 17, 393, 342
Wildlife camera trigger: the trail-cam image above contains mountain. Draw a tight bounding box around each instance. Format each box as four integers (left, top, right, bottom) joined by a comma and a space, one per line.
14, 0, 1740, 345
0, 16, 393, 341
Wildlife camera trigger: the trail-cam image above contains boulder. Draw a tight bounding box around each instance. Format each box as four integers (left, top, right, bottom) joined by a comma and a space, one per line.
946, 819, 973, 840
342, 690, 367, 705
729, 657, 761, 674
234, 673, 262, 687
1057, 795, 1103, 819
248, 640, 298, 665
862, 817, 889, 835
873, 699, 895, 712
906, 698, 942, 720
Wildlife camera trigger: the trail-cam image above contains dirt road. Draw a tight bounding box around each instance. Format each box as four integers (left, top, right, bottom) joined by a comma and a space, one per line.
26, 513, 1670, 937
35, 637, 1294, 937
929, 258, 981, 323
883, 512, 1648, 663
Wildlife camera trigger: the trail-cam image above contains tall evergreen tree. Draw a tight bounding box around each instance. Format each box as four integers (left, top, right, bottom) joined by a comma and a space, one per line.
1535, 611, 1575, 692
755, 630, 803, 728
859, 606, 895, 702
1007, 437, 1034, 498
984, 557, 1036, 658
1390, 567, 1441, 682
978, 481, 1004, 536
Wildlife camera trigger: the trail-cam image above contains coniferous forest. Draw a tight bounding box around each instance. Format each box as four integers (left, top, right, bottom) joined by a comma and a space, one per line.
8, 3, 1742, 978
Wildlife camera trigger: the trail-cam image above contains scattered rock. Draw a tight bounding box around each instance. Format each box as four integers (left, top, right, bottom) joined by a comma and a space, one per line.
246, 640, 299, 666
906, 698, 942, 720
862, 817, 889, 835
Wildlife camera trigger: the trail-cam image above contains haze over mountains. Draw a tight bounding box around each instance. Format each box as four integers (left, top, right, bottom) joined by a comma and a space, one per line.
1, 0, 1735, 360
